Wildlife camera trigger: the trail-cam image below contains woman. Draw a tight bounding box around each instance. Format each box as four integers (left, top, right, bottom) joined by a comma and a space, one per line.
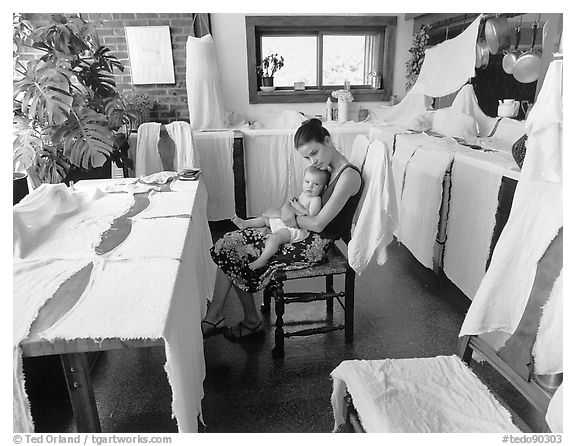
202, 118, 363, 340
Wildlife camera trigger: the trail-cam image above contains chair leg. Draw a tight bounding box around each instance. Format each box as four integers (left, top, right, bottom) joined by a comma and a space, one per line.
325, 274, 334, 314
271, 280, 285, 359
344, 268, 355, 343
261, 283, 272, 313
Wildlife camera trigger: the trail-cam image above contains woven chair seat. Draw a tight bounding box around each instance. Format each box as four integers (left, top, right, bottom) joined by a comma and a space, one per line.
276, 244, 348, 281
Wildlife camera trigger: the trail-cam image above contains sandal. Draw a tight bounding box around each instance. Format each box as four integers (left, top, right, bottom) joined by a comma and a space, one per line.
224, 321, 265, 341
201, 317, 226, 339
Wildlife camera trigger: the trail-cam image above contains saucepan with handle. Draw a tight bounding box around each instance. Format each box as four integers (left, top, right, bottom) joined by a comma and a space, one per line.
502, 24, 521, 74
475, 18, 490, 69
512, 18, 542, 83
485, 14, 511, 54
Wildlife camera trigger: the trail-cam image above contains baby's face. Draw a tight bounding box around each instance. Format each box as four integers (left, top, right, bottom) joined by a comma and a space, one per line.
302, 172, 326, 197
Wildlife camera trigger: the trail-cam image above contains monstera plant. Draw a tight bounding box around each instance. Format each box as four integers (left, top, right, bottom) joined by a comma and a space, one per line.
13, 13, 134, 184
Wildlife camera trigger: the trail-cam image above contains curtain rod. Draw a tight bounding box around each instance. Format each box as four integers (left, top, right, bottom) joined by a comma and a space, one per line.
429, 13, 522, 30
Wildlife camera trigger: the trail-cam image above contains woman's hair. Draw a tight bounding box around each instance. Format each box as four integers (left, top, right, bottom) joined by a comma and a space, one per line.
294, 118, 331, 149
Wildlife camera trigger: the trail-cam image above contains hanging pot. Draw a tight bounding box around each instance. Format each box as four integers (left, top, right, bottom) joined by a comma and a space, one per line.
512, 21, 542, 83
485, 15, 511, 54
475, 19, 490, 69
502, 25, 522, 74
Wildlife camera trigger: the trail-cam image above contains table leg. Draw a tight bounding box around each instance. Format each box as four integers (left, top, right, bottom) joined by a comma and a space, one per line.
60, 352, 101, 432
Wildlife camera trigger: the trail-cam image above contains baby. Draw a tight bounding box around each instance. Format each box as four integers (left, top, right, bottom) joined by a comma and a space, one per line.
232, 165, 330, 270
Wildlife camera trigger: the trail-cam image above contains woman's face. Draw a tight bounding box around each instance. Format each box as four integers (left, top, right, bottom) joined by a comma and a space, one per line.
297, 138, 333, 171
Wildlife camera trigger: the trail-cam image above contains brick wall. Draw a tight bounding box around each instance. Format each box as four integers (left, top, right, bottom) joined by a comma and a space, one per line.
20, 13, 197, 124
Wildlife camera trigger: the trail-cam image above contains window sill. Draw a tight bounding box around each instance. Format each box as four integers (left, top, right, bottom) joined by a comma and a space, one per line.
249, 88, 388, 104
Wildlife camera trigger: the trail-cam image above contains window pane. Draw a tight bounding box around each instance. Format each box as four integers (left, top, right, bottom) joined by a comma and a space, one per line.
261, 36, 317, 87
322, 35, 366, 86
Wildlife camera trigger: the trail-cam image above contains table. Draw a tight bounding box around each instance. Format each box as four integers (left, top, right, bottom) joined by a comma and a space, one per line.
14, 178, 216, 432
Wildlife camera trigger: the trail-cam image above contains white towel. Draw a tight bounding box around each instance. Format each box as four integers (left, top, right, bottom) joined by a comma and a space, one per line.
192, 130, 235, 221
533, 270, 563, 375
348, 139, 397, 274
411, 16, 481, 98
450, 84, 500, 137
135, 122, 163, 177
545, 383, 563, 433
186, 34, 225, 130
331, 355, 519, 433
398, 145, 453, 269
459, 60, 563, 336
165, 121, 195, 171
443, 153, 502, 299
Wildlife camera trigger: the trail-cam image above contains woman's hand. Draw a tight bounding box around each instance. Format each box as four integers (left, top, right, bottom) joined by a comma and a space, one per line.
280, 203, 298, 228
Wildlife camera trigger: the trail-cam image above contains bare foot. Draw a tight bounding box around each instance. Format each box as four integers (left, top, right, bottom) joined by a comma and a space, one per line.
231, 215, 248, 230
248, 259, 267, 270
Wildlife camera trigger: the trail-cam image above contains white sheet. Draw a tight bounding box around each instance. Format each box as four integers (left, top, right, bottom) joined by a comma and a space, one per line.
443, 152, 502, 299
13, 179, 215, 433
459, 60, 563, 340
331, 355, 520, 433
165, 121, 195, 171
398, 145, 453, 269
450, 84, 500, 137
135, 122, 163, 177
348, 139, 397, 274
192, 130, 235, 220
411, 16, 481, 98
368, 89, 428, 127
545, 383, 563, 433
186, 34, 225, 130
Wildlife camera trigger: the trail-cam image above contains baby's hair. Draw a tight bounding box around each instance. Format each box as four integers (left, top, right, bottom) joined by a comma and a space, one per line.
294, 118, 331, 149
305, 165, 330, 186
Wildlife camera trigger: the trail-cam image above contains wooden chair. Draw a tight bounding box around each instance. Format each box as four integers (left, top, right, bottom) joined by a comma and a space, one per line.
261, 135, 372, 359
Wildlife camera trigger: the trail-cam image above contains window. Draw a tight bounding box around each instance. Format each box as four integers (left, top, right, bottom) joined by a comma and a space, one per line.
246, 15, 397, 104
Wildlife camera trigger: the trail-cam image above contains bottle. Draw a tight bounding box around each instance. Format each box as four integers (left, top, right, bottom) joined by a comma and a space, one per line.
325, 97, 333, 122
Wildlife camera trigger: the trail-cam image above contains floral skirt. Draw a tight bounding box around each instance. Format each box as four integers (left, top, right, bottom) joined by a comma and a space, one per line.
210, 227, 333, 293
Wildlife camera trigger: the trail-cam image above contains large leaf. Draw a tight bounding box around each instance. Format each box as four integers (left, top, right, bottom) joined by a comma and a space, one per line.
14, 59, 73, 126
52, 107, 113, 169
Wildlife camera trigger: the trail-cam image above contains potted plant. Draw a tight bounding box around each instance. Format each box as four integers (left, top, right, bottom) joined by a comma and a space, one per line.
13, 13, 135, 187
256, 53, 285, 91
405, 24, 431, 91
124, 89, 155, 132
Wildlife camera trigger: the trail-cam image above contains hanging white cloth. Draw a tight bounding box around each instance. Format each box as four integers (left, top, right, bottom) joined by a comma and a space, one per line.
165, 121, 196, 170
368, 89, 428, 127
459, 60, 563, 340
191, 130, 235, 220
450, 84, 500, 137
545, 383, 563, 433
411, 15, 481, 98
186, 34, 225, 130
135, 122, 163, 177
348, 139, 397, 274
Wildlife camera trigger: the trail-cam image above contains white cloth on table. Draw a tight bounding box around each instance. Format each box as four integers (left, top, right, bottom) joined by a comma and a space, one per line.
368, 89, 428, 127
443, 152, 502, 299
13, 179, 215, 433
533, 270, 563, 375
191, 130, 235, 220
398, 144, 453, 269
491, 117, 526, 147
459, 60, 562, 339
546, 383, 563, 433
186, 34, 225, 130
348, 139, 397, 274
330, 355, 520, 433
165, 121, 195, 171
411, 16, 481, 98
450, 84, 500, 137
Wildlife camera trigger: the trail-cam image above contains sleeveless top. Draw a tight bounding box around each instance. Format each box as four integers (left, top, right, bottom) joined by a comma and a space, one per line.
319, 164, 363, 243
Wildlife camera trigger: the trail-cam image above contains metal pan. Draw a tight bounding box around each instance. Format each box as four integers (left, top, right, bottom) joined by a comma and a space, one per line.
485, 15, 511, 54
512, 21, 541, 83
475, 19, 490, 69
502, 25, 521, 74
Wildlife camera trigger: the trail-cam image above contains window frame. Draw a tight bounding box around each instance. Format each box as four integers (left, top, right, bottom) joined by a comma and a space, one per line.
246, 15, 397, 104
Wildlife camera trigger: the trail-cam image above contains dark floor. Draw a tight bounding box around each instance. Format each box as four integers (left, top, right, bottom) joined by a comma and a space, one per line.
23, 220, 548, 433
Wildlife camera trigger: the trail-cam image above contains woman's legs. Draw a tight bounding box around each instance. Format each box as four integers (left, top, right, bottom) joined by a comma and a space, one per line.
203, 268, 233, 328
249, 229, 291, 270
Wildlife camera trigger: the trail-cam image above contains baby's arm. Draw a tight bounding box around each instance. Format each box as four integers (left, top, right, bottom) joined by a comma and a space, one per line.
307, 196, 322, 217
289, 196, 309, 216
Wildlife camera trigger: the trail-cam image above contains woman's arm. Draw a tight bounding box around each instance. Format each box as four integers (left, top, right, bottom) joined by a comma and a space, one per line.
296, 168, 361, 233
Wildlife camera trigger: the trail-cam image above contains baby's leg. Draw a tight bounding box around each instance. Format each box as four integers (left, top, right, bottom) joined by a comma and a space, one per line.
249, 229, 291, 270
231, 215, 268, 230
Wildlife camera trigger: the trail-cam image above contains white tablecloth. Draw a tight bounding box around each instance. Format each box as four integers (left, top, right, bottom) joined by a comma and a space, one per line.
13, 178, 215, 432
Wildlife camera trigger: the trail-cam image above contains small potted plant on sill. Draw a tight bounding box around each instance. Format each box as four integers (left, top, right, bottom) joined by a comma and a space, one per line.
257, 53, 285, 91
13, 13, 135, 192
